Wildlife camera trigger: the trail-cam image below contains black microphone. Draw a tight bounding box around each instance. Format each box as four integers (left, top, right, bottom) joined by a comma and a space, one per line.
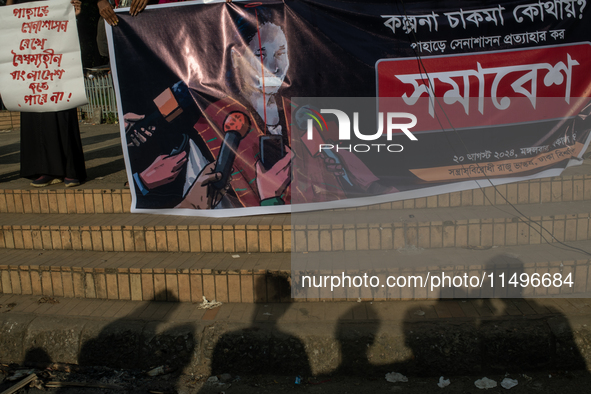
212, 111, 251, 190
125, 81, 194, 146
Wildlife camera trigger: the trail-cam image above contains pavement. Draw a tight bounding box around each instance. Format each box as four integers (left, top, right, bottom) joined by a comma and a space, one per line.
0, 123, 128, 190
1, 294, 591, 377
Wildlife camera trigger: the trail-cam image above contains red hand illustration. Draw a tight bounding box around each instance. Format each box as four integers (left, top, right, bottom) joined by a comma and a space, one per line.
255, 146, 293, 200
139, 151, 187, 190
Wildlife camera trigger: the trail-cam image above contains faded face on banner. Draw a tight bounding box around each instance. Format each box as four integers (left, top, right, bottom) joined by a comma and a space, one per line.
232, 23, 290, 96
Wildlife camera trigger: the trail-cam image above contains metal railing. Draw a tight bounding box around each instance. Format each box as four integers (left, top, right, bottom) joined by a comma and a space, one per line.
80, 72, 118, 122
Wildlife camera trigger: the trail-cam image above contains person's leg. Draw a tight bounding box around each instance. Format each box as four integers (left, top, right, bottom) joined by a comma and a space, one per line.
58, 108, 87, 186
20, 112, 64, 186
97, 17, 109, 59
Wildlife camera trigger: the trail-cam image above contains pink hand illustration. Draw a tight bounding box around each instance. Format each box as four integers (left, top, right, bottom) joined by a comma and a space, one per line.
177, 163, 228, 209
124, 112, 145, 129
125, 112, 156, 147
322, 154, 345, 177
139, 151, 187, 190
255, 146, 293, 200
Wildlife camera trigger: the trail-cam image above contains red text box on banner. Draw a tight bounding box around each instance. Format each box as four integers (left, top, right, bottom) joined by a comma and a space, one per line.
377, 43, 591, 133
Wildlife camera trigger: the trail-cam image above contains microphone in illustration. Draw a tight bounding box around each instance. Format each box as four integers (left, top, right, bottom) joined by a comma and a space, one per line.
125, 81, 195, 149
212, 111, 251, 190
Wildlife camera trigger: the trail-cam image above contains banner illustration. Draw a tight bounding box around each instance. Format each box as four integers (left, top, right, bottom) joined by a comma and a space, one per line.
108, 0, 591, 216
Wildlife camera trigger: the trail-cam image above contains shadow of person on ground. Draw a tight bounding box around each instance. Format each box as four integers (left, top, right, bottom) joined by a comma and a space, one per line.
199, 273, 311, 392
399, 255, 589, 378
70, 290, 196, 393
22, 347, 52, 371
0, 292, 196, 394
0, 347, 52, 393
333, 303, 384, 376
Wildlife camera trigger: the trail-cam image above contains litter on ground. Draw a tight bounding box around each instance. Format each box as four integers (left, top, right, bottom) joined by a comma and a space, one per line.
501, 378, 518, 389
385, 372, 408, 383
474, 377, 497, 389
437, 376, 450, 388
197, 296, 222, 310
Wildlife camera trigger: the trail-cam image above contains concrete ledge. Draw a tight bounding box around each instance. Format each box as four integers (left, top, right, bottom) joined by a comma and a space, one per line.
1, 244, 590, 302
0, 314, 35, 363
1, 202, 590, 252
0, 174, 590, 215
23, 316, 88, 365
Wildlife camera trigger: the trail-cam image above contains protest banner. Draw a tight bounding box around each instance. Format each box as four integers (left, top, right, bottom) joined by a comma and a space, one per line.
107, 0, 591, 217
0, 0, 86, 112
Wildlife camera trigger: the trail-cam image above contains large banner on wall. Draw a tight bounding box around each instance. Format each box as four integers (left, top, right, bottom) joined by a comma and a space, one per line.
109, 0, 591, 217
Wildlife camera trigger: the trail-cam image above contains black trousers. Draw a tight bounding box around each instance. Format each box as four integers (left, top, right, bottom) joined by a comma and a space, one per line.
20, 108, 87, 181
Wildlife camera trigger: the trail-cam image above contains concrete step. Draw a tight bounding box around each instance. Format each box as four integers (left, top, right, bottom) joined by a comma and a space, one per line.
1, 241, 589, 302
1, 174, 590, 215
0, 202, 589, 252
0, 110, 20, 131
0, 249, 289, 303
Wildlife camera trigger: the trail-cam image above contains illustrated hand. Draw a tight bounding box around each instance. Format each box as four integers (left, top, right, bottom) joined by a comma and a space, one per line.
130, 0, 149, 16
322, 154, 345, 177
124, 112, 145, 129
255, 146, 292, 200
70, 0, 81, 16
97, 0, 118, 26
176, 163, 228, 210
125, 112, 155, 147
139, 151, 187, 190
